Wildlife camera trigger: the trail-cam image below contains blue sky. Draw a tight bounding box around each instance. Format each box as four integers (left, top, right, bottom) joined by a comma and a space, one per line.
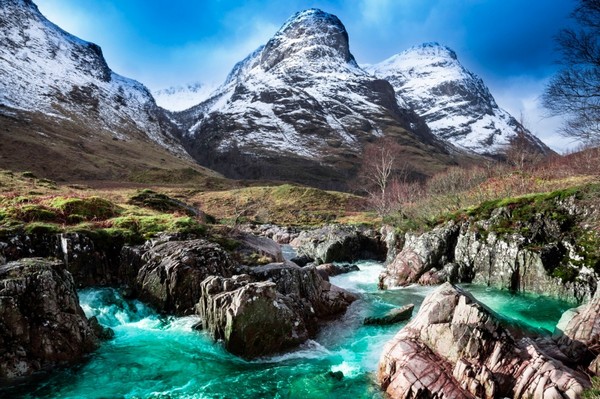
36, 0, 577, 151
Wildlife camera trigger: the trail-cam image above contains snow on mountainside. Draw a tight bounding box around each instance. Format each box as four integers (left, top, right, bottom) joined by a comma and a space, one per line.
153, 82, 217, 112
0, 0, 187, 156
366, 42, 549, 155
177, 9, 456, 188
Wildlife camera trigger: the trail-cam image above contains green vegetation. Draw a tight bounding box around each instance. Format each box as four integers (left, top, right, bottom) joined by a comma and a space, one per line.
128, 189, 195, 215
193, 184, 374, 227
583, 377, 600, 399
0, 185, 207, 244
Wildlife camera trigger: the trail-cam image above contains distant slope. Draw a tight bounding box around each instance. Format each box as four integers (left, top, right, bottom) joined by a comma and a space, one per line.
153, 82, 217, 112
0, 0, 216, 182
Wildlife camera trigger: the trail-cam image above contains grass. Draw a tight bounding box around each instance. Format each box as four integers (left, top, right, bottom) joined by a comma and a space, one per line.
192, 184, 373, 227
0, 170, 376, 244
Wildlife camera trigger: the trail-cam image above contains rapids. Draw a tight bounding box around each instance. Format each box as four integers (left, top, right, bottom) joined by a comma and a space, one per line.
11, 261, 571, 398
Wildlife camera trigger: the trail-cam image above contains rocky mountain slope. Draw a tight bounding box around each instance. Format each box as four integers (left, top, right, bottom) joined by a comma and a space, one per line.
176, 9, 461, 189
367, 43, 550, 156
0, 0, 214, 182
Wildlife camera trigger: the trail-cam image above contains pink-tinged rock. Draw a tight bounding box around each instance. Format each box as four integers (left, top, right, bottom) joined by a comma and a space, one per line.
378, 283, 590, 399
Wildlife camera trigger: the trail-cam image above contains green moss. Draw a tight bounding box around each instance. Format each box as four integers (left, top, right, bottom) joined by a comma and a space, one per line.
128, 189, 196, 215
8, 204, 58, 223
111, 215, 205, 240
24, 222, 60, 235
49, 196, 120, 220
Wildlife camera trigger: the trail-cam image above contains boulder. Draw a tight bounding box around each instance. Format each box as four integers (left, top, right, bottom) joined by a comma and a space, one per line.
195, 275, 308, 358
379, 222, 460, 289
134, 239, 240, 315
315, 263, 360, 280
555, 288, 600, 365
250, 261, 357, 322
196, 261, 357, 358
231, 232, 284, 265
378, 283, 589, 399
0, 258, 98, 383
364, 304, 414, 325
291, 225, 385, 265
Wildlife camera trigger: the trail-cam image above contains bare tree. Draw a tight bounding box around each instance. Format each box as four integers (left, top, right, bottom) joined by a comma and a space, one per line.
543, 0, 600, 144
359, 138, 404, 216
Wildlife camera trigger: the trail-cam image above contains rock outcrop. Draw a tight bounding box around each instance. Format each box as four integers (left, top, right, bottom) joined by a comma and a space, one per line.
291, 225, 386, 265
555, 288, 600, 368
315, 263, 360, 280
196, 275, 308, 358
378, 283, 589, 398
0, 258, 98, 383
195, 261, 357, 358
379, 222, 460, 289
379, 191, 599, 303
133, 238, 240, 315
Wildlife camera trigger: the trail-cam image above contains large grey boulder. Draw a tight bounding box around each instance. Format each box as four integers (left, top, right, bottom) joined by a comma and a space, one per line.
195, 275, 308, 358
134, 239, 241, 315
231, 232, 284, 265
378, 283, 589, 399
291, 224, 385, 265
0, 258, 98, 383
196, 261, 357, 358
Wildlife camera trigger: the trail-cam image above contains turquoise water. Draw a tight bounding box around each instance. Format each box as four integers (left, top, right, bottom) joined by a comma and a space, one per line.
9, 262, 572, 399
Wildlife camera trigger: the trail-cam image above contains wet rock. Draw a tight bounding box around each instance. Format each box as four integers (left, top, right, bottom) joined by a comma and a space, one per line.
196, 275, 308, 358
379, 222, 460, 289
135, 239, 240, 315
555, 289, 600, 366
364, 304, 414, 326
327, 370, 344, 381
315, 263, 359, 279
378, 283, 589, 399
290, 254, 314, 267
0, 258, 98, 383
196, 261, 357, 358
291, 225, 386, 265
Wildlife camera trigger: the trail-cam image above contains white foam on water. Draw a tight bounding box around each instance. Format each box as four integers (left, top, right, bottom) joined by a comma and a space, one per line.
330, 261, 384, 293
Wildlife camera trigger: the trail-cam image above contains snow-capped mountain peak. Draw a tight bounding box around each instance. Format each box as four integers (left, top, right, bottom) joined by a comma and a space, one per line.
259, 8, 358, 71
0, 0, 186, 155
367, 42, 547, 154
177, 10, 453, 189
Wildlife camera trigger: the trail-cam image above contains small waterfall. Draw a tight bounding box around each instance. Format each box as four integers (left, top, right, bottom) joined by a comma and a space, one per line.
59, 234, 69, 268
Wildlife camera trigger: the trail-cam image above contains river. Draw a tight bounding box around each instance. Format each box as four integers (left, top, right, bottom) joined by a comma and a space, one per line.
14, 260, 571, 398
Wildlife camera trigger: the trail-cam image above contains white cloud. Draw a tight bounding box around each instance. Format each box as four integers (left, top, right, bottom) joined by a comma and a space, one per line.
147, 19, 278, 90
359, 0, 394, 25
490, 75, 577, 153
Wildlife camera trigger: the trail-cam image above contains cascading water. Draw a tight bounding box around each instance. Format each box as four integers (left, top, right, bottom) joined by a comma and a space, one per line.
11, 260, 572, 399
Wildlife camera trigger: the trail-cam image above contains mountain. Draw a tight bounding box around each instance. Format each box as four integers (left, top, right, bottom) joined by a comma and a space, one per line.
176, 9, 461, 189
0, 0, 214, 182
153, 82, 217, 112
366, 43, 550, 155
